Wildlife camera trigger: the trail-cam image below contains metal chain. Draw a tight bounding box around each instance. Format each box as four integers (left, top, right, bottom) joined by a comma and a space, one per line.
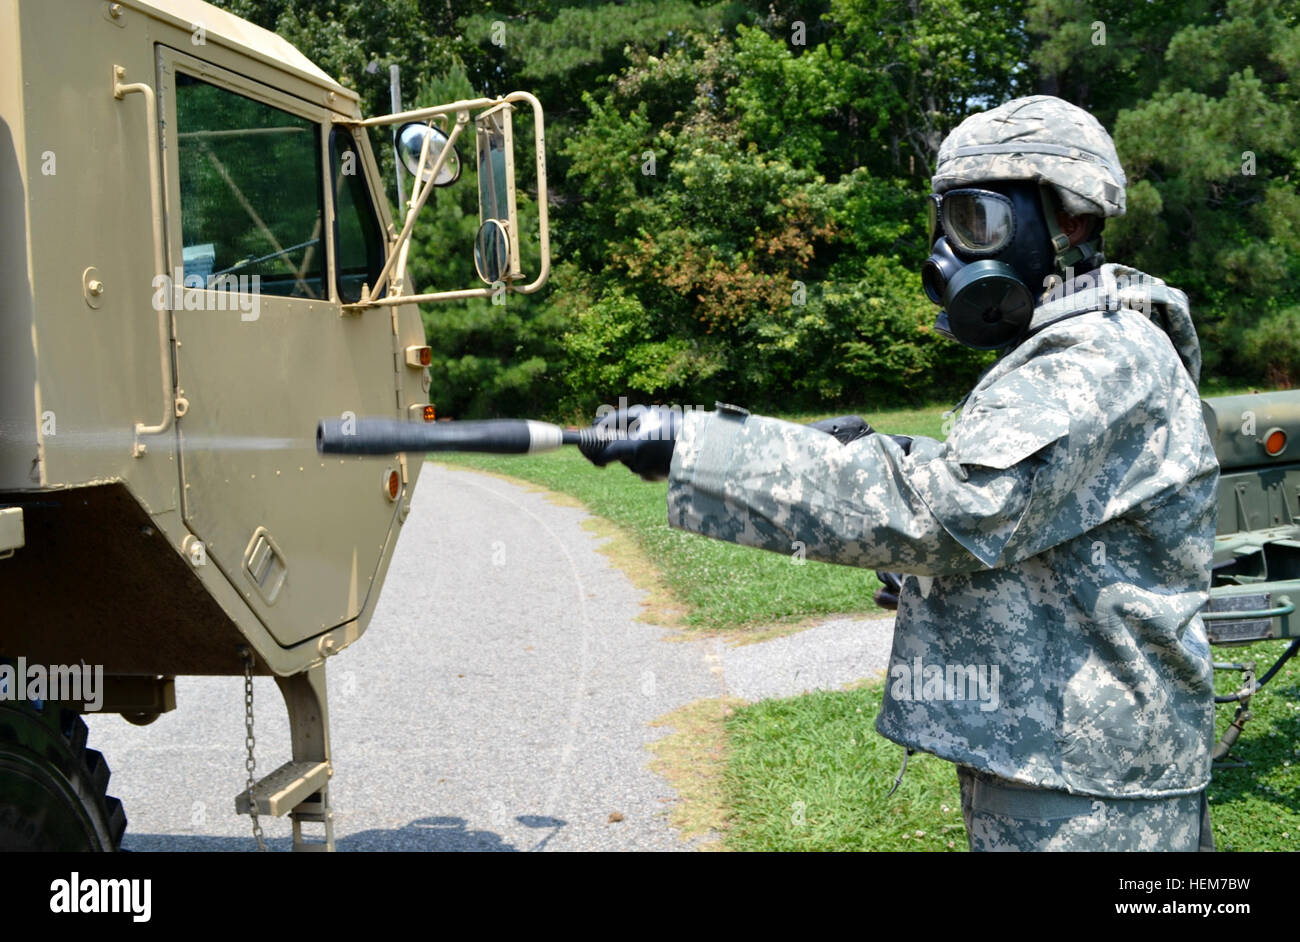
241, 647, 268, 852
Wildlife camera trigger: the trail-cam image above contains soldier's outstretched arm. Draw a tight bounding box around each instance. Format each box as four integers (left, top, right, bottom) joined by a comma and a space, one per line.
587, 320, 1216, 579
664, 407, 1042, 577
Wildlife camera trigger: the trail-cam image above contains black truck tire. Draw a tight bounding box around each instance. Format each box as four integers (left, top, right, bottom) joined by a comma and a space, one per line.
0, 697, 127, 851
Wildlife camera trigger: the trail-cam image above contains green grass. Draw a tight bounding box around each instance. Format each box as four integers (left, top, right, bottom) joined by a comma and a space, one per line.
433, 401, 954, 631
781, 404, 954, 441
721, 682, 968, 851
1199, 380, 1282, 399
1208, 639, 1300, 851
711, 641, 1300, 851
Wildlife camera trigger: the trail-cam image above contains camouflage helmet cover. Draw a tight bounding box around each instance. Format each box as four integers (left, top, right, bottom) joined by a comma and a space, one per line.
932, 95, 1127, 218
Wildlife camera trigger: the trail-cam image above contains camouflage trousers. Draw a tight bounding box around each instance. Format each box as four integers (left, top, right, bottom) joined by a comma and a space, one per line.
956, 766, 1215, 852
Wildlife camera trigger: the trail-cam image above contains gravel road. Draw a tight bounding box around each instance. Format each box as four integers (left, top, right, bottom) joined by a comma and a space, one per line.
86, 463, 894, 851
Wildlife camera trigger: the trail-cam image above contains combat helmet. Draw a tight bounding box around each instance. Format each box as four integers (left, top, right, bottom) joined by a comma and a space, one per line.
933, 94, 1126, 217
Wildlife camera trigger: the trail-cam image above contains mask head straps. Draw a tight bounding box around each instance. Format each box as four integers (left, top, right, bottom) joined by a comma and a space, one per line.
1038, 185, 1104, 275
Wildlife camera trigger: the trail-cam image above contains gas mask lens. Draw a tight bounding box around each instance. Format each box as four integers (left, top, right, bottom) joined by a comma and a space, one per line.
931, 189, 1015, 256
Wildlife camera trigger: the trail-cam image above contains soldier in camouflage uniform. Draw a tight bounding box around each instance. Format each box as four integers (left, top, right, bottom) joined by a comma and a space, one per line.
583, 96, 1219, 851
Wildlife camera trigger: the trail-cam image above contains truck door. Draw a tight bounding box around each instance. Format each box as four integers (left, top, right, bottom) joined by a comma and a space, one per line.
159, 47, 402, 648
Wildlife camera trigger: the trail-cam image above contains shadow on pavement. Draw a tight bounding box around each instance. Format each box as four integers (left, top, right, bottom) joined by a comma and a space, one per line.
121, 814, 569, 852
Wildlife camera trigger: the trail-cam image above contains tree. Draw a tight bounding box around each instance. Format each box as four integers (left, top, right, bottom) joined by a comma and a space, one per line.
1105, 0, 1300, 385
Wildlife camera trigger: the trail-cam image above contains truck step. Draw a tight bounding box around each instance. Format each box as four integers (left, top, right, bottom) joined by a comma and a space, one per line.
234, 760, 330, 818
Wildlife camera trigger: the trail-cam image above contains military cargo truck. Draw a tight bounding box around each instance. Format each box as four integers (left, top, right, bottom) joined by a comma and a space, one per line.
0, 0, 548, 850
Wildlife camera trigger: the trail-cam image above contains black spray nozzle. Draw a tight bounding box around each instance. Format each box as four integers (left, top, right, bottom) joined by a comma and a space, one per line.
316, 416, 618, 456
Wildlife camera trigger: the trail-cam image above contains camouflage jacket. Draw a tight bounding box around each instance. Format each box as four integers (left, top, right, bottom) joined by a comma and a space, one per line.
666, 264, 1220, 798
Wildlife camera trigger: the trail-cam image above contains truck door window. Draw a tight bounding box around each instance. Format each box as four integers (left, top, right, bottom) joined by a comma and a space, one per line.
176, 73, 324, 299
330, 128, 385, 303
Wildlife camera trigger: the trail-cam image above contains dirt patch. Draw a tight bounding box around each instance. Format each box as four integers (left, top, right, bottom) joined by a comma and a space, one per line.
646, 696, 746, 848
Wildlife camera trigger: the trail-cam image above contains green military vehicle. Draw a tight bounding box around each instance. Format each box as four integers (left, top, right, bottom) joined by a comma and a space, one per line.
1200, 393, 1299, 757
0, 0, 548, 850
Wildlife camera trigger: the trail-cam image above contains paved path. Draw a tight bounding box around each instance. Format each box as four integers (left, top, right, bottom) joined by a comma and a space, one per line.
716, 615, 894, 702
86, 464, 894, 851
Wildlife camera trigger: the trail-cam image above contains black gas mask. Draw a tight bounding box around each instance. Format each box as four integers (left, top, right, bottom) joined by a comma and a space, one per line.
921, 181, 1057, 350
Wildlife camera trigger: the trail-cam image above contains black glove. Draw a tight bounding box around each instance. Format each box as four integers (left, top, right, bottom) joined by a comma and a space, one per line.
874, 571, 904, 610
579, 404, 682, 480
807, 414, 913, 454
807, 414, 874, 445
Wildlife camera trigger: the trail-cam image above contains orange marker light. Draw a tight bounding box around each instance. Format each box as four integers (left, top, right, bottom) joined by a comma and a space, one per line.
1264, 428, 1287, 457
423, 404, 436, 422
384, 469, 401, 501
405, 345, 433, 368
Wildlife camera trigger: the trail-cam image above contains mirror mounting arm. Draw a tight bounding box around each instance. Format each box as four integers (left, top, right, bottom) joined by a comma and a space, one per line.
363, 110, 469, 302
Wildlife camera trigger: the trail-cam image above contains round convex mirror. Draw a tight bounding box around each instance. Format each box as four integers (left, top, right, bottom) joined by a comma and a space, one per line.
395, 122, 461, 186
474, 219, 511, 285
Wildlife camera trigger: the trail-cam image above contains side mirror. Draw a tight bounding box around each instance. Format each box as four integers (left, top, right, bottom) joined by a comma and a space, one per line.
346, 91, 550, 308
394, 122, 461, 187
473, 219, 510, 285
474, 107, 518, 283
